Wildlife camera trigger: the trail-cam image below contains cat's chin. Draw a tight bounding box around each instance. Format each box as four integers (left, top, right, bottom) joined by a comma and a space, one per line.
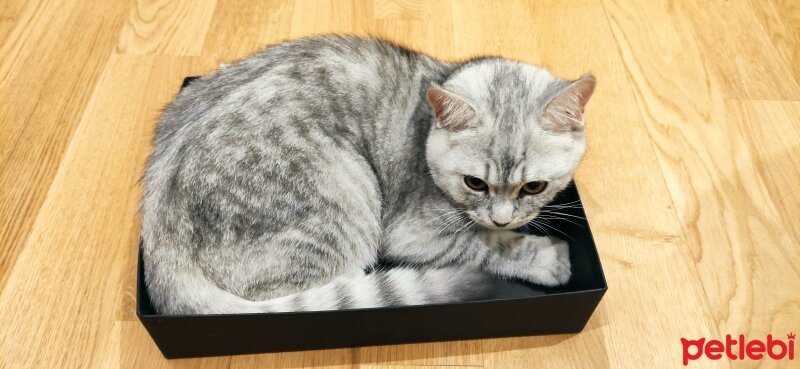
474, 220, 522, 231
477, 214, 540, 232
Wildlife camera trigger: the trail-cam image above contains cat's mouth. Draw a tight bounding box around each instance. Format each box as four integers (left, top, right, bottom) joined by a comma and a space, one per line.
469, 211, 540, 231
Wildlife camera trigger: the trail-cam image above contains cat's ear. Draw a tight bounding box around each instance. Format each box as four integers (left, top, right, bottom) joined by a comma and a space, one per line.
426, 84, 479, 131
542, 73, 596, 132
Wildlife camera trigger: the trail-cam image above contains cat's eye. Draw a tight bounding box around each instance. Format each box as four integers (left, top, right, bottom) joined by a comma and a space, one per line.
521, 181, 548, 196
464, 176, 489, 192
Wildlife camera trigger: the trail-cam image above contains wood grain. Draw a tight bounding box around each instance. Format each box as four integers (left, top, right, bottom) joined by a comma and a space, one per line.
359, 366, 479, 369
679, 0, 800, 100
1, 1, 798, 368
0, 0, 132, 290
117, 0, 217, 55
604, 1, 800, 368
748, 0, 800, 86
201, 0, 295, 61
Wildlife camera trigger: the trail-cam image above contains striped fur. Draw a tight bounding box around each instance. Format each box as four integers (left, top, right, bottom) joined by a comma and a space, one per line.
142, 36, 593, 315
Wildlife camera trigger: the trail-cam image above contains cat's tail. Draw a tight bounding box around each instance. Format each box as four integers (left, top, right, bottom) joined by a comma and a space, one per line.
253, 267, 494, 313
151, 266, 494, 314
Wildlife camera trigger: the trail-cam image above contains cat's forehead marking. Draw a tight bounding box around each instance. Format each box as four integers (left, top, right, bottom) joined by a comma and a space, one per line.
482, 125, 532, 186
498, 145, 515, 184
517, 164, 528, 184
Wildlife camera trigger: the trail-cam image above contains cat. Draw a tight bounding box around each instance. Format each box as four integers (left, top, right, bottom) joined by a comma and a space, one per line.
141, 35, 595, 314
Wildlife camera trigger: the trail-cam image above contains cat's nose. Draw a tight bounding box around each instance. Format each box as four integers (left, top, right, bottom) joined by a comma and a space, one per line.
492, 220, 510, 227
490, 202, 514, 227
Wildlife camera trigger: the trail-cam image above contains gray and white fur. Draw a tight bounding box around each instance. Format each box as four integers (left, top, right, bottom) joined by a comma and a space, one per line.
141, 36, 596, 314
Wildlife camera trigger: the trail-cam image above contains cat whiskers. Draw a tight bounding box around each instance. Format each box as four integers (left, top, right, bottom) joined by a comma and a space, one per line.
537, 215, 587, 232
543, 200, 582, 209
439, 214, 468, 232
420, 208, 464, 228
451, 217, 476, 236
523, 222, 546, 235
534, 207, 588, 237
540, 209, 586, 220
426, 208, 471, 234
526, 218, 576, 241
538, 209, 588, 228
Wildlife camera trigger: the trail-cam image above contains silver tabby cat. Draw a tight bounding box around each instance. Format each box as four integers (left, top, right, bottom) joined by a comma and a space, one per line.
142, 36, 595, 314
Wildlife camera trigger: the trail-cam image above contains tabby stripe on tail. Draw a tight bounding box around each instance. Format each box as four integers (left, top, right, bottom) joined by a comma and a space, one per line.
257, 267, 491, 312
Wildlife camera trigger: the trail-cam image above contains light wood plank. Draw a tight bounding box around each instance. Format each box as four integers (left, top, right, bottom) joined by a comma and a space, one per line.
716, 99, 800, 346
201, 0, 295, 61
735, 101, 800, 238
359, 365, 480, 369
370, 0, 455, 59
0, 54, 201, 369
0, 0, 29, 44
289, 0, 372, 38
356, 340, 484, 367
679, 0, 800, 99
748, 0, 800, 87
604, 1, 800, 368
480, 315, 609, 369
449, 0, 543, 64
0, 0, 132, 290
119, 322, 231, 369
116, 0, 217, 55
230, 348, 355, 369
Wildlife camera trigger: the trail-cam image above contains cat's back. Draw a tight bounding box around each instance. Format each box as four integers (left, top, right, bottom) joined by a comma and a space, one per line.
146, 36, 448, 204
142, 37, 447, 305
154, 36, 441, 141
143, 36, 444, 245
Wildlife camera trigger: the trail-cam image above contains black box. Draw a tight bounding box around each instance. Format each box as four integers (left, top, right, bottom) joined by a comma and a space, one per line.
136, 78, 608, 359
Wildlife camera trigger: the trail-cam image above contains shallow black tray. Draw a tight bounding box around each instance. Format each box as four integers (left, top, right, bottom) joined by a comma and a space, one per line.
136, 78, 607, 359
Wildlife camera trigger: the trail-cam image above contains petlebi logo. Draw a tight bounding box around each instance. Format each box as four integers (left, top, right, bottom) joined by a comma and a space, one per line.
681, 333, 796, 366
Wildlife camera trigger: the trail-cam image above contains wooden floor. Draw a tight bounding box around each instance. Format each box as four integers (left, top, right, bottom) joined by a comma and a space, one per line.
1, 0, 799, 368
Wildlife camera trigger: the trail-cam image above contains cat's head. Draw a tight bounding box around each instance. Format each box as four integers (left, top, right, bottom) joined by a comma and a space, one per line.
425, 59, 595, 230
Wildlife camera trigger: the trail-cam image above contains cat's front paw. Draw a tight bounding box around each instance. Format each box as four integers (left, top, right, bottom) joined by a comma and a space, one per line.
519, 235, 572, 287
